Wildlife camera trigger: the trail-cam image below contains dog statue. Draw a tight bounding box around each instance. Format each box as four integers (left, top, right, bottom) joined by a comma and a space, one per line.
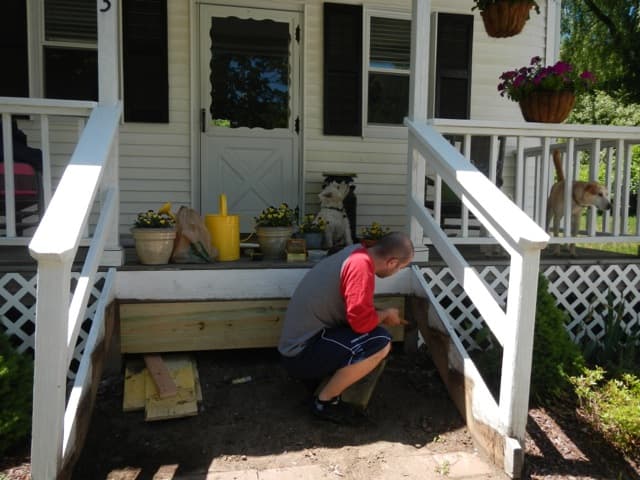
315, 181, 353, 249
546, 150, 612, 256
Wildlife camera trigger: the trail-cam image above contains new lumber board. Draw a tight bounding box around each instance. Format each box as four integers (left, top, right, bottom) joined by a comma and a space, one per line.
144, 354, 198, 421
144, 354, 178, 398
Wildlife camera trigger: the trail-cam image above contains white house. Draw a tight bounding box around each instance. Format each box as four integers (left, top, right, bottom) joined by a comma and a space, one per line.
1, 1, 639, 479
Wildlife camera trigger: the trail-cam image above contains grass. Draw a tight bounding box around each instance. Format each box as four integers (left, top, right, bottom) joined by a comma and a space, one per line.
576, 214, 639, 256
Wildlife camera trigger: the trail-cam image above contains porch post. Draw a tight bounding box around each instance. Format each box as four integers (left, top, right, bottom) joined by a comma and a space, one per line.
97, 0, 124, 266
498, 248, 542, 477
406, 0, 430, 259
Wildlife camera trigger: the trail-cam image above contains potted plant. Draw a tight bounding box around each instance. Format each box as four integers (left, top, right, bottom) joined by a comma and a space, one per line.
298, 214, 326, 250
254, 203, 297, 260
498, 56, 596, 123
472, 0, 540, 38
359, 221, 391, 247
131, 202, 177, 265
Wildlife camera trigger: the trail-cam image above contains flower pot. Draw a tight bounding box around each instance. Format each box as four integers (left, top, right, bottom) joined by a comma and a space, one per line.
480, 0, 535, 38
519, 90, 576, 123
256, 226, 293, 260
132, 228, 176, 265
361, 238, 378, 248
302, 232, 324, 250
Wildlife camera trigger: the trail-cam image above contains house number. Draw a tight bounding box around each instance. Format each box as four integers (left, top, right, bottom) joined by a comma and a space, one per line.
100, 0, 111, 12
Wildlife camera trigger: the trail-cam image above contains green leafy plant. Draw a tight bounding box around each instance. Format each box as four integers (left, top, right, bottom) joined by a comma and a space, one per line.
530, 274, 585, 401
298, 214, 326, 233
0, 333, 33, 456
254, 203, 297, 227
579, 291, 639, 375
472, 0, 540, 14
571, 367, 640, 461
498, 56, 596, 102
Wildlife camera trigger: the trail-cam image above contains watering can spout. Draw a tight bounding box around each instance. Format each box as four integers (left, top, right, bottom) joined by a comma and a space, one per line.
219, 194, 228, 216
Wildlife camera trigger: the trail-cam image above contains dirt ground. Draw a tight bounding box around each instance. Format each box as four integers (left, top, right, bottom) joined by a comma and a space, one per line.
2, 346, 639, 480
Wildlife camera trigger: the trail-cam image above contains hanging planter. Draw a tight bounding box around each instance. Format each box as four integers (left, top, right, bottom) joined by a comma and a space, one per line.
474, 0, 540, 38
519, 90, 576, 123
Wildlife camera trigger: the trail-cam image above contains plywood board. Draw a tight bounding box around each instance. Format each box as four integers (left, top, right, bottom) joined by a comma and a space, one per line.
123, 359, 147, 412
144, 354, 178, 398
144, 354, 198, 421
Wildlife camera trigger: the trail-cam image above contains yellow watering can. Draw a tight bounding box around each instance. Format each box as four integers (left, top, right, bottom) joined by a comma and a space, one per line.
205, 194, 240, 261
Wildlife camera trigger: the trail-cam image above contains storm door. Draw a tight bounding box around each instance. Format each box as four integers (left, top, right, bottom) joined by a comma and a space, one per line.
199, 5, 300, 231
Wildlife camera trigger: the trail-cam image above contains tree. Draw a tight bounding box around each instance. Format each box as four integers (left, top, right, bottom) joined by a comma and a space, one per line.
561, 1, 640, 103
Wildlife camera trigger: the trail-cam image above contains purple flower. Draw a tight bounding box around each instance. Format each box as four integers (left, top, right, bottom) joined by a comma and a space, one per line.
551, 61, 572, 76
580, 70, 596, 82
530, 56, 542, 65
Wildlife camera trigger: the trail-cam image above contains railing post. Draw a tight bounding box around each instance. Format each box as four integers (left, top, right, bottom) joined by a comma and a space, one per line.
2, 113, 16, 237
97, 0, 123, 266
498, 248, 542, 475
30, 257, 72, 479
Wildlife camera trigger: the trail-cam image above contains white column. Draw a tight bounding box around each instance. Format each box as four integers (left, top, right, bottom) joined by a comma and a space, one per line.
30, 258, 73, 479
97, 0, 123, 265
408, 0, 430, 123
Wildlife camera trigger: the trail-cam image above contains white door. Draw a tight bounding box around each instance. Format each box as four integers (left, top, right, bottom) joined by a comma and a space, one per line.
199, 5, 301, 232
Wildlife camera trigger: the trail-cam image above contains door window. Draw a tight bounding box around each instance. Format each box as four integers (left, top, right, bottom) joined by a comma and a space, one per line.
208, 17, 290, 129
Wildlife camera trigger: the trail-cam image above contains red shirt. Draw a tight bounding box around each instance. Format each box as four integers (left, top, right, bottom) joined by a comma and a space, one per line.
340, 247, 378, 333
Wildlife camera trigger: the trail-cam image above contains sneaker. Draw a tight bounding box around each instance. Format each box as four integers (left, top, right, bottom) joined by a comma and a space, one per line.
311, 396, 364, 425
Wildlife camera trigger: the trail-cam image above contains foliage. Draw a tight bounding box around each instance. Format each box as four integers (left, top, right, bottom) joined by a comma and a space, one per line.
561, 0, 640, 104
569, 90, 640, 194
134, 210, 175, 229
0, 333, 33, 456
498, 56, 595, 102
529, 274, 585, 401
254, 203, 297, 227
571, 367, 640, 460
471, 0, 540, 14
298, 214, 325, 233
359, 221, 391, 240
578, 290, 639, 375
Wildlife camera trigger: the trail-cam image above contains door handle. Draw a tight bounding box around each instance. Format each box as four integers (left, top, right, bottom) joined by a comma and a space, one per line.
201, 109, 206, 133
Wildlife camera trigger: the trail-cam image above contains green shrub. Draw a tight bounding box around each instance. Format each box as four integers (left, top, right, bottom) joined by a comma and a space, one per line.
0, 332, 33, 456
571, 367, 640, 461
530, 275, 585, 401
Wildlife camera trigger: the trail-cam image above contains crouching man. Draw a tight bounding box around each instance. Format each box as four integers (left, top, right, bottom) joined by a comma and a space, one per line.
278, 232, 414, 423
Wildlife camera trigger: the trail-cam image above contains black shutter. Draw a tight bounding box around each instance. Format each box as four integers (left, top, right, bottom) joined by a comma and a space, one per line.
122, 0, 169, 123
434, 13, 473, 119
323, 3, 362, 136
0, 1, 29, 97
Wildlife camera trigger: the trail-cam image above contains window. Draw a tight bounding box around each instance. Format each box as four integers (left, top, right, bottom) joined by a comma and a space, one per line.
364, 12, 411, 128
42, 0, 98, 101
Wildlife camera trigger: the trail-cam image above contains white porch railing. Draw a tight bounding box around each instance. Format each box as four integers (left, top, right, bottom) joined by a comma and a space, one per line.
427, 119, 640, 246
25, 100, 122, 479
406, 118, 550, 477
0, 97, 96, 244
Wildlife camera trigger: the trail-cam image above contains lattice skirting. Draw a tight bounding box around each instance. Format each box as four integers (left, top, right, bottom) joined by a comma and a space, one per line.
423, 263, 640, 351
0, 272, 107, 379
1, 265, 639, 371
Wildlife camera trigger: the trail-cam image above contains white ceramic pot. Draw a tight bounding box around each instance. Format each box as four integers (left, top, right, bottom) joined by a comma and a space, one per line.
132, 228, 177, 265
256, 226, 293, 260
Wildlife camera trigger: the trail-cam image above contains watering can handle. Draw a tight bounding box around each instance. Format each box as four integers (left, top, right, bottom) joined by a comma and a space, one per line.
219, 194, 228, 216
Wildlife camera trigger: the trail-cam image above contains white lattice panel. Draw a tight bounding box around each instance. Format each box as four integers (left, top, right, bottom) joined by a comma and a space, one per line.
422, 263, 640, 351
0, 272, 106, 378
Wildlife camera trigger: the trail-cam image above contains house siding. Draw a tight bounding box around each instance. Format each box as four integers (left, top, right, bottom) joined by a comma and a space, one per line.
20, 0, 550, 237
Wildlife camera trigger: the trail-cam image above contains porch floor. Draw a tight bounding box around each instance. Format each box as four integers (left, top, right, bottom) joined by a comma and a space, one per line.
1, 242, 638, 272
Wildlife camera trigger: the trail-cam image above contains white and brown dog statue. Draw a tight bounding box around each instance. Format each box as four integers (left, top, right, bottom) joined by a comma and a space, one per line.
315, 181, 353, 249
546, 150, 612, 256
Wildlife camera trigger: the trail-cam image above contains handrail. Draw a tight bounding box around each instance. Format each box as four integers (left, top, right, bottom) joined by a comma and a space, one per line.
407, 119, 549, 251
28, 102, 122, 479
0, 96, 96, 116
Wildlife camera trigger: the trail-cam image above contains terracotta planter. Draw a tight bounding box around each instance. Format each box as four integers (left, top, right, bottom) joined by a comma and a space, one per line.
256, 226, 293, 260
132, 228, 176, 265
480, 0, 535, 38
519, 90, 576, 123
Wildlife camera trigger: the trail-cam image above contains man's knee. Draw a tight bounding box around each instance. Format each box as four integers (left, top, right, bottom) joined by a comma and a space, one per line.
372, 341, 391, 361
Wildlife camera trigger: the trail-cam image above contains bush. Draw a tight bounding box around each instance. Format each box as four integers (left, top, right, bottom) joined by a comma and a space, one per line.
571, 367, 640, 461
0, 332, 33, 456
530, 275, 585, 401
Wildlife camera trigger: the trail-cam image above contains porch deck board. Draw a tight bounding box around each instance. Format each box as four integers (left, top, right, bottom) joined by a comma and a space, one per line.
0, 243, 638, 272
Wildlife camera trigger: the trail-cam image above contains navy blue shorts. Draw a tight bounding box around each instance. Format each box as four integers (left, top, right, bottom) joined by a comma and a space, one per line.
281, 326, 392, 380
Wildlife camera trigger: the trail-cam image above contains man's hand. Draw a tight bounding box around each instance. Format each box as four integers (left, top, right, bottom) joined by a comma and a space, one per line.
378, 307, 409, 327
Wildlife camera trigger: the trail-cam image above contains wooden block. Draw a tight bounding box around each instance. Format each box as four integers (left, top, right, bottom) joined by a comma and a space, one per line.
341, 359, 387, 411
375, 296, 406, 341
144, 354, 178, 398
123, 359, 147, 412
144, 354, 198, 421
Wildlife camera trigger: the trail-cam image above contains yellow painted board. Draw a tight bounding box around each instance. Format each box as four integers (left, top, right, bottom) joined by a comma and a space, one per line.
123, 360, 147, 412
144, 354, 198, 421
